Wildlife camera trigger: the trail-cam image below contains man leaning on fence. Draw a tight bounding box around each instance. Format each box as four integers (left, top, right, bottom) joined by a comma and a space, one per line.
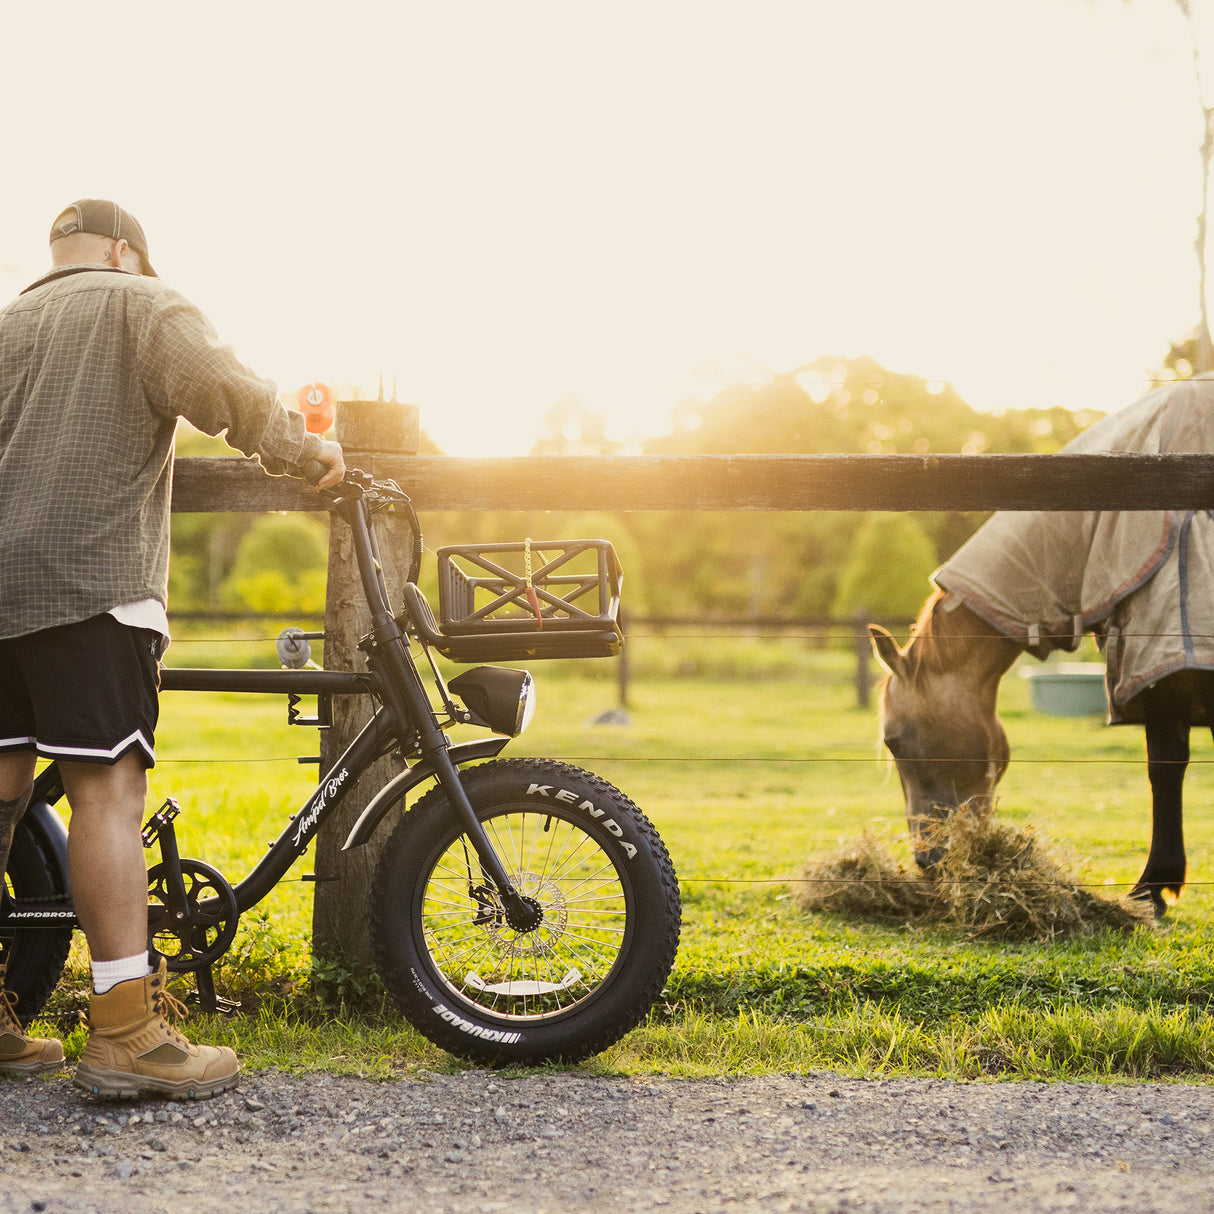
0, 199, 344, 1099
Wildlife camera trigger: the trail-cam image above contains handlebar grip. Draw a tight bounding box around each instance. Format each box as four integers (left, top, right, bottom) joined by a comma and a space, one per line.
298, 459, 326, 486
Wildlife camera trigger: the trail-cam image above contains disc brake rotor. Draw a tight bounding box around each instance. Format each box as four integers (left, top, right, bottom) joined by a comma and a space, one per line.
480, 873, 567, 957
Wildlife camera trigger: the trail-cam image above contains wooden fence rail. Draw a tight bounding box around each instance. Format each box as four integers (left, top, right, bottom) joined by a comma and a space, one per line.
172, 452, 1214, 514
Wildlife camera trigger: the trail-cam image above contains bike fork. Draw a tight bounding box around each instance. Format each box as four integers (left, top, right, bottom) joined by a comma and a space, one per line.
382, 647, 541, 929
345, 495, 542, 931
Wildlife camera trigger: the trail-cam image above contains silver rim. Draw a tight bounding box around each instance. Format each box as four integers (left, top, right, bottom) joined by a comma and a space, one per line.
420, 809, 630, 1021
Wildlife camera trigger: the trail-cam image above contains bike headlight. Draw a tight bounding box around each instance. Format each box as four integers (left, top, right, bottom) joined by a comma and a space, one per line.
449, 666, 536, 737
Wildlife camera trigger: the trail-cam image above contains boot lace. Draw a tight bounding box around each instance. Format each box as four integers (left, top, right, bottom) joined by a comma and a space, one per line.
0, 985, 23, 1034
151, 984, 191, 1043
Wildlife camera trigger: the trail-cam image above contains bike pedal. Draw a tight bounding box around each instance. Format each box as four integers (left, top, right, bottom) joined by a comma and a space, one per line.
185, 990, 243, 1017
141, 798, 181, 848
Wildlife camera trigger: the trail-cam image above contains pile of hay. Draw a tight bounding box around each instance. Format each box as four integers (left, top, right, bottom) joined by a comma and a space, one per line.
793, 810, 1153, 942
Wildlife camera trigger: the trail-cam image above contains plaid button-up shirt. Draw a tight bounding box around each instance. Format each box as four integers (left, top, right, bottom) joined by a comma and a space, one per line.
0, 265, 324, 639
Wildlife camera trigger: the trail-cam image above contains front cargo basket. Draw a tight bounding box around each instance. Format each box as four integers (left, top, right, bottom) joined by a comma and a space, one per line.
398, 539, 623, 663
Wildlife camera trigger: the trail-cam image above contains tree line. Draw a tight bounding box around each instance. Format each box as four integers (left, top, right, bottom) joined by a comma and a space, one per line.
517, 354, 1099, 622
169, 354, 1118, 624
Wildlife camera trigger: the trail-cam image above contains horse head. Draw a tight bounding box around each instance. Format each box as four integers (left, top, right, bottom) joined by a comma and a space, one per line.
868, 591, 1021, 868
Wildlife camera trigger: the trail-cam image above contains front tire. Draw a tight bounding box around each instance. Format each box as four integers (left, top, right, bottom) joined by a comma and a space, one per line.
370, 758, 680, 1064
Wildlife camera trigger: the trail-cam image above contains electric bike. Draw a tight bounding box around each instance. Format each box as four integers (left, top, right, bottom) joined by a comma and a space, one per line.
0, 469, 681, 1064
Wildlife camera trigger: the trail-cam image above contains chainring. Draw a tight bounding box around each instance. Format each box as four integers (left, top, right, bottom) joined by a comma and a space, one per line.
146, 858, 239, 973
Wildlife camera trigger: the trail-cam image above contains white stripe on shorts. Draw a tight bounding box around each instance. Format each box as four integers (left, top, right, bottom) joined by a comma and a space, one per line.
36, 729, 155, 765
0, 735, 37, 750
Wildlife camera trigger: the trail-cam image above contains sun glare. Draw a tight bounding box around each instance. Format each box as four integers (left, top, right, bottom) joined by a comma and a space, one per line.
0, 2, 1205, 456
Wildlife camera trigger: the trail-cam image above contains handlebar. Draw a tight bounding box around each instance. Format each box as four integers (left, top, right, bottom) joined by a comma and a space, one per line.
299, 462, 423, 585
298, 461, 410, 506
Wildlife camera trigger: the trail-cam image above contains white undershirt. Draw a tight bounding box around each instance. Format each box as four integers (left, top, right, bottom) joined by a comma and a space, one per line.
108, 599, 170, 641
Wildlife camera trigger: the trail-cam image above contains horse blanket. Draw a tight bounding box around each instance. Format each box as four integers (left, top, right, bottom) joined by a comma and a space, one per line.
933, 376, 1214, 724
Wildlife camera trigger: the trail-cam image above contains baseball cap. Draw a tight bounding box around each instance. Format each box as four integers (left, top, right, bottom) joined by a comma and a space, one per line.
49, 199, 156, 277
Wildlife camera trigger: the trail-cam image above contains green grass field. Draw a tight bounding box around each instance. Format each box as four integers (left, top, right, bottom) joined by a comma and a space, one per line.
36, 633, 1214, 1081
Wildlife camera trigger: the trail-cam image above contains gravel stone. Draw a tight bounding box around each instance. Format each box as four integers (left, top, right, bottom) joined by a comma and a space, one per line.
1, 1070, 1213, 1211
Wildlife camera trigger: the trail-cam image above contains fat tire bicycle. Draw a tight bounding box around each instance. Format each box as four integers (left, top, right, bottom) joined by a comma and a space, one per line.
0, 469, 681, 1064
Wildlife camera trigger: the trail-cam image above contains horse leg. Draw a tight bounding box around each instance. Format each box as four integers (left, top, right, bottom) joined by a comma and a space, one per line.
1130, 684, 1189, 917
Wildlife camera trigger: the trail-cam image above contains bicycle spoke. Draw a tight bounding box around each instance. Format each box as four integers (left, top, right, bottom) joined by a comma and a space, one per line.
416, 806, 633, 1020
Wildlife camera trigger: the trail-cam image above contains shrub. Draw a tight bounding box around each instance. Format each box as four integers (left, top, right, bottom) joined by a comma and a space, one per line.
831, 513, 937, 620
220, 515, 328, 613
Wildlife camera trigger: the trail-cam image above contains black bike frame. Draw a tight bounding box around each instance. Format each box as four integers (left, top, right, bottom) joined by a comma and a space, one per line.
0, 485, 520, 934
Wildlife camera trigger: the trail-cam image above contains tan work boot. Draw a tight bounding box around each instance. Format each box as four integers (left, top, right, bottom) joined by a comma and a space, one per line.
0, 962, 65, 1076
73, 958, 239, 1100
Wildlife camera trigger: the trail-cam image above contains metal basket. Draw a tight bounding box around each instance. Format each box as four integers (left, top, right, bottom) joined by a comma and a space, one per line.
399, 539, 624, 662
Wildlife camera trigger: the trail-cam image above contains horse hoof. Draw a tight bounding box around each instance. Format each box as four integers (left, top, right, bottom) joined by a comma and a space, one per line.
1128, 884, 1169, 919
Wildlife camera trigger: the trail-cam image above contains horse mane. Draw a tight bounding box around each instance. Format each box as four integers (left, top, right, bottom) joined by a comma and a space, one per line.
874, 590, 953, 734
882, 587, 1017, 701
898, 588, 962, 685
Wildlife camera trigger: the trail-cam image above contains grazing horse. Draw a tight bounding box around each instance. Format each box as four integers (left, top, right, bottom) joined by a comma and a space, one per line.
869, 593, 1210, 917
867, 376, 1214, 918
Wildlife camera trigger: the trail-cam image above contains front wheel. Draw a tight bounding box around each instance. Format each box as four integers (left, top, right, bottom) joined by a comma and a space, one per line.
370, 758, 680, 1064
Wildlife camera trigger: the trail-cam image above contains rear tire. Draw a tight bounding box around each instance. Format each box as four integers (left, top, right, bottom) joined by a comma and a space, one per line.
370, 758, 680, 1064
2, 809, 73, 1021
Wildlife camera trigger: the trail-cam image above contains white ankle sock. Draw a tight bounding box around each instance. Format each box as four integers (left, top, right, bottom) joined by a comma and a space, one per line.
91, 953, 152, 995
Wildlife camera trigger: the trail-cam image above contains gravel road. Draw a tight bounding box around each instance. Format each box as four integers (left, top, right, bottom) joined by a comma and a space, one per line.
2, 1068, 1212, 1213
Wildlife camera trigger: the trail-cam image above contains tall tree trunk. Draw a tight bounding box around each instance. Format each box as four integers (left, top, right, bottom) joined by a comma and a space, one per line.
1195, 101, 1214, 371
310, 509, 415, 970
1179, 1, 1214, 371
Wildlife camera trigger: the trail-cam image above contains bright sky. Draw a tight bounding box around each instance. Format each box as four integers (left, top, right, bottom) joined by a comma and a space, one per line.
0, 1, 1209, 455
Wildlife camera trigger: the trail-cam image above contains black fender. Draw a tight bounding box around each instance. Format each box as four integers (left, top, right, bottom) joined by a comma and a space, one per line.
25, 763, 69, 888
16, 799, 71, 895
341, 737, 510, 851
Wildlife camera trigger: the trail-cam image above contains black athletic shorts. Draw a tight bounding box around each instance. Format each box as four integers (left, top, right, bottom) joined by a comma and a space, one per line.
0, 614, 161, 768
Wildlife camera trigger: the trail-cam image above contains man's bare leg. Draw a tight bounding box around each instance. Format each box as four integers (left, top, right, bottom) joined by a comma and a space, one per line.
63, 752, 241, 1098
60, 753, 148, 962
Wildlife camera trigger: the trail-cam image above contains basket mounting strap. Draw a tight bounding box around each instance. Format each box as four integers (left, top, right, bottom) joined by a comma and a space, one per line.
524, 537, 544, 630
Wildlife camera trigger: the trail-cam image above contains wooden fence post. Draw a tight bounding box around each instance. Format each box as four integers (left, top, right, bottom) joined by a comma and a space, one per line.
311, 398, 420, 971
853, 606, 871, 711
